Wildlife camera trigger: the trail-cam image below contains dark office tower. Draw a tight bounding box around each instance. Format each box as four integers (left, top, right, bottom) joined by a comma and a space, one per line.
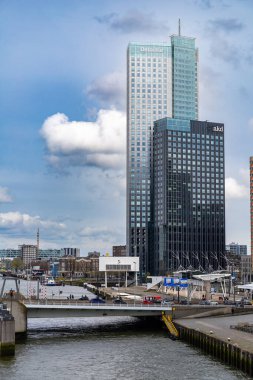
127, 30, 198, 276
151, 118, 225, 275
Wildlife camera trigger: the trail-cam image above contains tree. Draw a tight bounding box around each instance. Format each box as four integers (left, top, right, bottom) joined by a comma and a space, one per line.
11, 257, 24, 272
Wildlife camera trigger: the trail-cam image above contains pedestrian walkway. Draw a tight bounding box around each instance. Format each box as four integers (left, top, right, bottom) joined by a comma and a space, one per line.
176, 313, 253, 354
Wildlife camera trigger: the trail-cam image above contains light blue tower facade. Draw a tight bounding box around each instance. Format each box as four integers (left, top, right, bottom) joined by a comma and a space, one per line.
127, 32, 198, 275
171, 36, 198, 120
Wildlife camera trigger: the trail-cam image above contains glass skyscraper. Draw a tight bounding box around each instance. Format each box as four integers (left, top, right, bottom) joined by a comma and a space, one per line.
127, 32, 198, 275
151, 119, 225, 275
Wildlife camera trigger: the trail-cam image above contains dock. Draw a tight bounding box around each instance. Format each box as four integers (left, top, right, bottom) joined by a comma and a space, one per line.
175, 313, 253, 377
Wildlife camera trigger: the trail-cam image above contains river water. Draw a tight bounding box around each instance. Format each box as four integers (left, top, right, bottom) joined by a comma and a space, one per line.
0, 279, 249, 380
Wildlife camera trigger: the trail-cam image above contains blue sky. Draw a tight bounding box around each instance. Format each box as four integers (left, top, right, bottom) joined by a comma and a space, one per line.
1, 0, 253, 254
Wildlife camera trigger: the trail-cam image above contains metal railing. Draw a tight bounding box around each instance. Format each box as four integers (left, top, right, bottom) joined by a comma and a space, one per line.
22, 299, 172, 308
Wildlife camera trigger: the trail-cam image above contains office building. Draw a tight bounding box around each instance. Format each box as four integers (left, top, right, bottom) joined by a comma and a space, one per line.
63, 248, 80, 257
152, 118, 225, 274
226, 243, 247, 256
38, 249, 65, 260
241, 255, 252, 284
20, 244, 38, 266
127, 28, 198, 274
113, 245, 126, 257
88, 251, 100, 258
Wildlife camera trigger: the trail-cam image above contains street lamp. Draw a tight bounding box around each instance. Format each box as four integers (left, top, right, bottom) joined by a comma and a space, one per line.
177, 285, 180, 304
133, 261, 137, 286
118, 260, 121, 288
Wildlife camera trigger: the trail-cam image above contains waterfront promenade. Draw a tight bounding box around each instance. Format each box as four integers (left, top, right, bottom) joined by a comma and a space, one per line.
176, 313, 253, 354
175, 312, 253, 376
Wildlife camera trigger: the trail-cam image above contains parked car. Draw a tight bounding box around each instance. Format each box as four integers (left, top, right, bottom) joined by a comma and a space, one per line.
90, 297, 106, 304
163, 297, 174, 302
113, 298, 127, 305
161, 300, 172, 306
179, 299, 189, 305
224, 300, 236, 305
243, 300, 252, 305
142, 299, 153, 305
79, 295, 89, 301
238, 299, 252, 306
209, 301, 219, 305
199, 300, 210, 305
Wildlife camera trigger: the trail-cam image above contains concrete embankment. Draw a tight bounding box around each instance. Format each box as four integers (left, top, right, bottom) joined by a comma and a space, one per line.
5, 300, 27, 335
175, 313, 253, 377
0, 304, 15, 356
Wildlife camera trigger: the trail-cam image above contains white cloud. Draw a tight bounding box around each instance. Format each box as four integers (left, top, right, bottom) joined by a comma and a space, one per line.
86, 71, 126, 109
40, 109, 126, 170
80, 226, 114, 238
0, 211, 65, 231
95, 10, 169, 35
0, 186, 12, 203
225, 177, 248, 199
78, 225, 125, 251
239, 168, 250, 184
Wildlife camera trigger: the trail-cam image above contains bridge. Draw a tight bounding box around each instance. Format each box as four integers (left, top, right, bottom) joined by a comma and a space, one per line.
23, 300, 172, 318
1, 299, 173, 336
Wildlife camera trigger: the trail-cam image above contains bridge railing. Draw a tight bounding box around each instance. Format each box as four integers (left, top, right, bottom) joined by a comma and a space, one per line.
22, 299, 171, 308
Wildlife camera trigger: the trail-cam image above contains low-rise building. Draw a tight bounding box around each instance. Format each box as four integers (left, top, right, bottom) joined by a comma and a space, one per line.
38, 249, 64, 260
226, 243, 247, 256
0, 249, 21, 259
88, 251, 100, 258
99, 256, 139, 287
112, 245, 126, 257
58, 256, 99, 278
241, 255, 252, 284
63, 248, 80, 257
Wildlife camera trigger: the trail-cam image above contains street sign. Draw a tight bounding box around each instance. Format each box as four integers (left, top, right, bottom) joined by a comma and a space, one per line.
163, 277, 188, 288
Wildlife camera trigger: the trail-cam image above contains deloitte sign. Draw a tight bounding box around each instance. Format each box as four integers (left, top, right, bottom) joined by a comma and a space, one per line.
163, 277, 188, 288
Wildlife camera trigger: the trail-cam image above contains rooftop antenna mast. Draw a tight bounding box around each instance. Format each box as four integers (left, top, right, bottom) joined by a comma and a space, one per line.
178, 18, 181, 36
36, 228, 40, 257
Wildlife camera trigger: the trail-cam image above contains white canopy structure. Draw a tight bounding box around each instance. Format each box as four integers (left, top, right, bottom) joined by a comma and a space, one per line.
237, 283, 253, 290
193, 273, 231, 281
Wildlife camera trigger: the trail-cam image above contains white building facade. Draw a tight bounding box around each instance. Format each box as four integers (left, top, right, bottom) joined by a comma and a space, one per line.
99, 256, 139, 288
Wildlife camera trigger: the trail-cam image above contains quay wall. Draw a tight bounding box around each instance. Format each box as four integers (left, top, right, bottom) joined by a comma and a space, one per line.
176, 323, 253, 377
0, 306, 15, 356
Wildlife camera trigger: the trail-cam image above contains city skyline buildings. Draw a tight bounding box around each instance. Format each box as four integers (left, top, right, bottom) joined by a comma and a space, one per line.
127, 26, 199, 274
152, 118, 225, 274
1, 2, 253, 255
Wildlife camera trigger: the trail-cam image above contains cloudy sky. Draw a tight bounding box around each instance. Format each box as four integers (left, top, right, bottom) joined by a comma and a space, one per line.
1, 0, 253, 254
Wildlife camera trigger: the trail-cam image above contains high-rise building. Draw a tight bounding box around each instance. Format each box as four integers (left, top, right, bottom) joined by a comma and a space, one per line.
226, 243, 247, 256
127, 29, 198, 275
151, 118, 225, 274
20, 244, 37, 266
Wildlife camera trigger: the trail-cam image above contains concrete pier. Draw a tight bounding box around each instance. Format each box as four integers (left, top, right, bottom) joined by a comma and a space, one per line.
0, 304, 15, 356
5, 300, 27, 335
175, 313, 253, 377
